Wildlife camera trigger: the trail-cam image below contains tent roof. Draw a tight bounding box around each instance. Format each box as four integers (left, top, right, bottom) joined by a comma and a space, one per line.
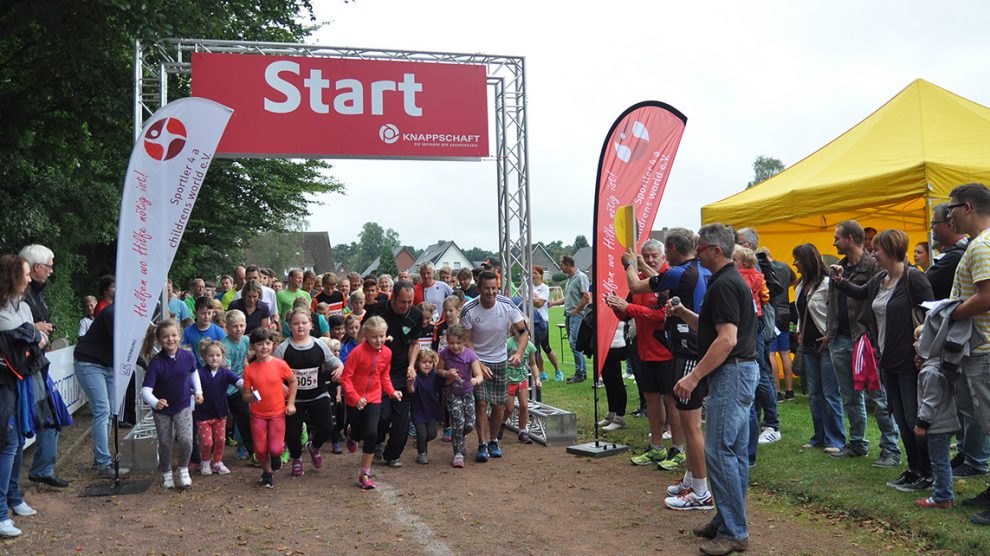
702, 79, 990, 230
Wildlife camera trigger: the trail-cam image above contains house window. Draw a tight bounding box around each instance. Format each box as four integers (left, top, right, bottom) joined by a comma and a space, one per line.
454, 262, 460, 269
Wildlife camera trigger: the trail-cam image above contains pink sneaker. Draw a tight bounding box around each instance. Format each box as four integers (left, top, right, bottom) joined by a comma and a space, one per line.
290, 458, 304, 477
306, 442, 324, 469
359, 472, 376, 490
347, 439, 358, 454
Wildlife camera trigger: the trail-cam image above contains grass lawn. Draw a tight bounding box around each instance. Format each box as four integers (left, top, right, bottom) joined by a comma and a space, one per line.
538, 306, 990, 555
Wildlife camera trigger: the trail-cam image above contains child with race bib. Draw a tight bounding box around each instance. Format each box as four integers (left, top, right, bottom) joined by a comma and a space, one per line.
341, 316, 402, 489
274, 308, 343, 477
242, 328, 297, 488
141, 319, 204, 490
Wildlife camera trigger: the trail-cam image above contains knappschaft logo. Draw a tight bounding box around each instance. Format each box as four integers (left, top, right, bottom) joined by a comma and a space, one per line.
379, 123, 400, 144
144, 117, 188, 161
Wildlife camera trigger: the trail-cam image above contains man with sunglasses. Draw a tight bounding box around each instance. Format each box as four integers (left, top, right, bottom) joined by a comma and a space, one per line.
927, 203, 969, 301
946, 183, 990, 525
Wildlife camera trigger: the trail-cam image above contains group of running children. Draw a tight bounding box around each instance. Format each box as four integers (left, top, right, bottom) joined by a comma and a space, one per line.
138, 287, 541, 491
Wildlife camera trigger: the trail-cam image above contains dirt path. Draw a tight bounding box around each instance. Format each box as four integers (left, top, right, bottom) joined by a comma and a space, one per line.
6, 409, 896, 555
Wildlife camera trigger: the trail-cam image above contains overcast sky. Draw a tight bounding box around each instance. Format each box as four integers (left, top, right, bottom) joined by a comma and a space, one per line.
302, 0, 990, 252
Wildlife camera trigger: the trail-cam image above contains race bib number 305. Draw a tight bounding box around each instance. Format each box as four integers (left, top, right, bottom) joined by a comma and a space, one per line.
295, 367, 320, 390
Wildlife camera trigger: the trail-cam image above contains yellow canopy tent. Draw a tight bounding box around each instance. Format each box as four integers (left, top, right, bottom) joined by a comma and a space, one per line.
702, 79, 990, 262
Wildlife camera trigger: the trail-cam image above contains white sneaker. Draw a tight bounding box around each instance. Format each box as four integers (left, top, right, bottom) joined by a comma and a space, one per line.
0, 519, 21, 537
161, 471, 175, 489
11, 502, 36, 517
664, 489, 715, 511
662, 429, 672, 440
758, 427, 782, 444
667, 479, 690, 497
213, 462, 231, 475
603, 415, 626, 431
597, 412, 616, 427
200, 464, 213, 476
177, 467, 192, 488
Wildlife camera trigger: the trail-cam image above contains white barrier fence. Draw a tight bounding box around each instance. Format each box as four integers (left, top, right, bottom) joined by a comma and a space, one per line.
24, 346, 86, 449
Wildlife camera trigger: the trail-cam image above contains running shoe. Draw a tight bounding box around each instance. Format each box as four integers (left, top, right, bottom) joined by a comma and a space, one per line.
347, 439, 358, 454
409, 424, 417, 437
630, 447, 667, 466
306, 441, 324, 468
359, 473, 376, 490
261, 472, 274, 488
387, 459, 403, 468
332, 442, 343, 454
291, 458, 304, 477
271, 454, 283, 471
540, 372, 549, 381
475, 444, 490, 463
247, 454, 261, 468
236, 446, 248, 460
488, 440, 503, 458
200, 464, 213, 476
757, 427, 782, 444
452, 454, 465, 468
417, 452, 429, 464
667, 479, 691, 497
665, 489, 715, 511
161, 471, 175, 489
442, 427, 453, 442
555, 370, 564, 382
212, 462, 231, 475
916, 496, 953, 509
658, 449, 687, 470
519, 431, 532, 444
226, 435, 238, 447
177, 467, 192, 489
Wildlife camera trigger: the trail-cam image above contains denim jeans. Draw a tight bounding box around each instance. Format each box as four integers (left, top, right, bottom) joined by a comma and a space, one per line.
565, 313, 587, 379
803, 344, 846, 449
706, 360, 759, 541
884, 369, 929, 475
954, 371, 990, 473
828, 335, 900, 455
0, 425, 24, 522
961, 353, 990, 434
28, 427, 58, 479
927, 432, 954, 502
755, 327, 779, 429
75, 361, 116, 469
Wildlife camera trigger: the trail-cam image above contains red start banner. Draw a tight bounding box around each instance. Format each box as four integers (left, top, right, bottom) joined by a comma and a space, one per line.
191, 53, 489, 159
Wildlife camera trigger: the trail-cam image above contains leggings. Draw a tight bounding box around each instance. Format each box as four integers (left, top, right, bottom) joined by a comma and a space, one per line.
226, 393, 255, 455
602, 347, 628, 416
347, 403, 381, 455
330, 398, 346, 443
285, 397, 334, 458
446, 392, 476, 456
153, 407, 193, 473
250, 413, 286, 463
197, 417, 227, 464
415, 420, 439, 454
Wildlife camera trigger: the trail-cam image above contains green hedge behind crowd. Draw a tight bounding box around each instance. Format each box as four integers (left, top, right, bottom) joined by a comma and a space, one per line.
542, 306, 990, 555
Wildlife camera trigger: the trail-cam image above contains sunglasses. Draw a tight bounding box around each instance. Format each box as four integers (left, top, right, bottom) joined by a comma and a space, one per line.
946, 202, 968, 213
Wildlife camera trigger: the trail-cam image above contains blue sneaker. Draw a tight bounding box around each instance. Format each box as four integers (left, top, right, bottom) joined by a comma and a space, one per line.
488, 440, 503, 458
475, 444, 489, 463
409, 424, 417, 437
236, 446, 248, 460
555, 370, 564, 382
540, 371, 548, 381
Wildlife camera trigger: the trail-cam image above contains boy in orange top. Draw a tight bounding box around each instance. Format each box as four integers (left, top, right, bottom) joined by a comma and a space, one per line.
242, 328, 297, 488
733, 246, 770, 316
341, 316, 402, 489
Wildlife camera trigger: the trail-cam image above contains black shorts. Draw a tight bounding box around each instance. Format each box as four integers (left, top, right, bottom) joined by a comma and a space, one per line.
634, 359, 674, 394
673, 356, 707, 411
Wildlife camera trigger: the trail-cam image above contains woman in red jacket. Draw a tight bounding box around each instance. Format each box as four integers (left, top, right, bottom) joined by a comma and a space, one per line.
341, 316, 402, 490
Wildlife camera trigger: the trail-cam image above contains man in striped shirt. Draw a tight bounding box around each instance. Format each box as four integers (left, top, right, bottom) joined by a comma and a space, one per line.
947, 183, 990, 526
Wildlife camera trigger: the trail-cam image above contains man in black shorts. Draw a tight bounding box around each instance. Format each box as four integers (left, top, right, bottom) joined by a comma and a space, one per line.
625, 228, 712, 511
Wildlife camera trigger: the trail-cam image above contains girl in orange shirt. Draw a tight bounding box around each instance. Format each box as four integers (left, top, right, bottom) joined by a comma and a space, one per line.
242, 328, 297, 488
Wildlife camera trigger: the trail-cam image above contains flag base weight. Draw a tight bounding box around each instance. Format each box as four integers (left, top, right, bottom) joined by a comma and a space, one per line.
81, 478, 152, 497
566, 441, 628, 458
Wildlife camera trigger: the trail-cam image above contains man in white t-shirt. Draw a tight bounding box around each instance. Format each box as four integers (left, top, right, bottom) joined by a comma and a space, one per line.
461, 271, 528, 462
415, 262, 454, 320
235, 265, 279, 325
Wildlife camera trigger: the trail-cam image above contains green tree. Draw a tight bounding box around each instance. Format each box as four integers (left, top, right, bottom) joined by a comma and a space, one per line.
462, 247, 495, 263
332, 241, 359, 270
746, 155, 786, 188
572, 235, 590, 250
351, 223, 400, 273
377, 245, 399, 277
244, 231, 304, 278
0, 1, 339, 338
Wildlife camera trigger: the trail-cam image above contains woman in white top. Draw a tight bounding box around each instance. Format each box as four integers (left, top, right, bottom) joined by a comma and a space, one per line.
530, 266, 562, 382
793, 244, 846, 453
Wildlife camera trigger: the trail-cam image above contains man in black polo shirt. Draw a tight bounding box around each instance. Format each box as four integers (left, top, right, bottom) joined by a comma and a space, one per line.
671, 223, 758, 556
363, 281, 422, 466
